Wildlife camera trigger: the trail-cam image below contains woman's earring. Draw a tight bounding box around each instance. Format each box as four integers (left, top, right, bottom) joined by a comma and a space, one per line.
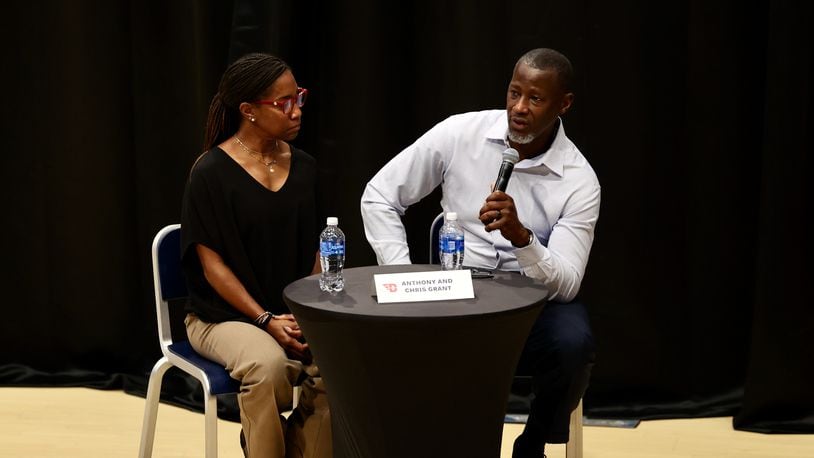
250, 117, 256, 122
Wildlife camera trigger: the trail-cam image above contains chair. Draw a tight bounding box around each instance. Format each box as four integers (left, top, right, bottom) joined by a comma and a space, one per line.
138, 224, 241, 458
429, 212, 444, 264
566, 399, 584, 458
428, 213, 584, 458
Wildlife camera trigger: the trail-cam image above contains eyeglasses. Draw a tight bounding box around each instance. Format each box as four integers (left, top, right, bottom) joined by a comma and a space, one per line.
251, 87, 308, 114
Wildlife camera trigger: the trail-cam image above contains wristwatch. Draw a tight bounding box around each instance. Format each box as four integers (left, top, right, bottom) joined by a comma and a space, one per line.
513, 228, 534, 248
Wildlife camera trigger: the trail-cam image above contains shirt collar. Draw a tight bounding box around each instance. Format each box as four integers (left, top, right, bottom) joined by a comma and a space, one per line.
484, 114, 568, 177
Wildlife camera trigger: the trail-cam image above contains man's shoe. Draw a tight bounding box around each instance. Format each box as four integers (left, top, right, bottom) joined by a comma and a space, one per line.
512, 437, 546, 458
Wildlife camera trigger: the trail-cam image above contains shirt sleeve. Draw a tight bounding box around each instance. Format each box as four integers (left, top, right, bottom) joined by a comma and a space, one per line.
514, 182, 601, 302
361, 121, 451, 265
180, 154, 225, 270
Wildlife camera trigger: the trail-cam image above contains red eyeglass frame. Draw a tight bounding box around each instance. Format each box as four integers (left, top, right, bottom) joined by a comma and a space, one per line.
251, 87, 308, 114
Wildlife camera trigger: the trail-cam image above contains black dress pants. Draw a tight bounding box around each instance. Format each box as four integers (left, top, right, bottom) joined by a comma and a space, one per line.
512, 300, 595, 457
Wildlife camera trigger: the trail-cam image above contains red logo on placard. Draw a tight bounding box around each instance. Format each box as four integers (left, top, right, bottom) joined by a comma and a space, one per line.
382, 283, 398, 292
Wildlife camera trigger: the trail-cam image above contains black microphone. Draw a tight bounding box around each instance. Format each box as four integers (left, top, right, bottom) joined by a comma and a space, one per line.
494, 148, 520, 192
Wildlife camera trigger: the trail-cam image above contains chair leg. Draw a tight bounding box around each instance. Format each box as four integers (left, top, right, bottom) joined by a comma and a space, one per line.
138, 357, 172, 458
204, 392, 219, 458
565, 398, 584, 458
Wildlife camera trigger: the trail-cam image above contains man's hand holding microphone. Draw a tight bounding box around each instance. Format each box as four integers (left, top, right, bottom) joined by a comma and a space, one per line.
478, 148, 533, 248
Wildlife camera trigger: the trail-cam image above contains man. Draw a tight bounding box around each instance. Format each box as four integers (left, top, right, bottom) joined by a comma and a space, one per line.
361, 48, 599, 458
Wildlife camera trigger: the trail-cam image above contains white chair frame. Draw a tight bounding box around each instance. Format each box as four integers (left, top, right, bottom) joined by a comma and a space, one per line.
139, 224, 234, 458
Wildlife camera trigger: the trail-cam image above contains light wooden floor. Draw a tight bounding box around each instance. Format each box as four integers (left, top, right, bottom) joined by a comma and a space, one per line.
1, 387, 812, 457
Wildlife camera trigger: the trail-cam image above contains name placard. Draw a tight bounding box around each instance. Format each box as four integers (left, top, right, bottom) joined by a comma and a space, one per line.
373, 270, 475, 303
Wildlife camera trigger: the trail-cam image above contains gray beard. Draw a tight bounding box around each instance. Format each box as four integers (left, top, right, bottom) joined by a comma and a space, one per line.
507, 130, 536, 145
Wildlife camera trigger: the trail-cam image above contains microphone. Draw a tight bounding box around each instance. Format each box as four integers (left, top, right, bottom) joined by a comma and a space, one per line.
494, 148, 520, 192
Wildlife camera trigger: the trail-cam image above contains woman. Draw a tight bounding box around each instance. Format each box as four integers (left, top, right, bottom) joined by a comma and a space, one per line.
181, 53, 330, 458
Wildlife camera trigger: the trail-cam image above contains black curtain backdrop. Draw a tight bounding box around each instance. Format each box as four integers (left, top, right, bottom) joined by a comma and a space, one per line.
1, 0, 811, 434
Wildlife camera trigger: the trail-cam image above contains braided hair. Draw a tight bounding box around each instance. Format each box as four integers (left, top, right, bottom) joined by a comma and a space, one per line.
203, 53, 290, 151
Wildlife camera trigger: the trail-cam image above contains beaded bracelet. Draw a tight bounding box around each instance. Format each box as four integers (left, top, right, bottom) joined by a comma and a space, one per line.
253, 311, 272, 328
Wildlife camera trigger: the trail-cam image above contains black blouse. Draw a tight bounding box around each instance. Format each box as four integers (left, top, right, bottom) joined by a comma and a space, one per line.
181, 146, 319, 323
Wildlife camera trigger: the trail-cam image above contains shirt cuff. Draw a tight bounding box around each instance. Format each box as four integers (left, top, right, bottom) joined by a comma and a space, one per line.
514, 231, 548, 270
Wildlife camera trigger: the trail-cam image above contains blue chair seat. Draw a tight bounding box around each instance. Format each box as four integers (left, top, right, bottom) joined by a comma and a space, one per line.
167, 341, 240, 395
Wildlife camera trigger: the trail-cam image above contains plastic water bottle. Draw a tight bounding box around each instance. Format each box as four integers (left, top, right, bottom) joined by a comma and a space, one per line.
319, 217, 345, 293
438, 212, 464, 270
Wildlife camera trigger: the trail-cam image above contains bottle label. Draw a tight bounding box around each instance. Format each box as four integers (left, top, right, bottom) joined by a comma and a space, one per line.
320, 241, 345, 256
439, 237, 464, 254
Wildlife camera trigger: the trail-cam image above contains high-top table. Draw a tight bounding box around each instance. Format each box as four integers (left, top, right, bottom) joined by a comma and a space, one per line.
282, 264, 548, 458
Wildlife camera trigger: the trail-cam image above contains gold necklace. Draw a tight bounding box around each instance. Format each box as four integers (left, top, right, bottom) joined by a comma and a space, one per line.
234, 136, 279, 173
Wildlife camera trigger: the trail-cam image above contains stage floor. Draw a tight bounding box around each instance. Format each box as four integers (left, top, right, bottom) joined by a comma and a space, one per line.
0, 387, 811, 458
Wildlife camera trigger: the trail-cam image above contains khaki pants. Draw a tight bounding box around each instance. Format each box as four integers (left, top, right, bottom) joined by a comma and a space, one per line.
185, 314, 332, 458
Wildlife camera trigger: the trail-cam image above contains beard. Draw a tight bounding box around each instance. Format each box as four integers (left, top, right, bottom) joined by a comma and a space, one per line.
507, 130, 536, 144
